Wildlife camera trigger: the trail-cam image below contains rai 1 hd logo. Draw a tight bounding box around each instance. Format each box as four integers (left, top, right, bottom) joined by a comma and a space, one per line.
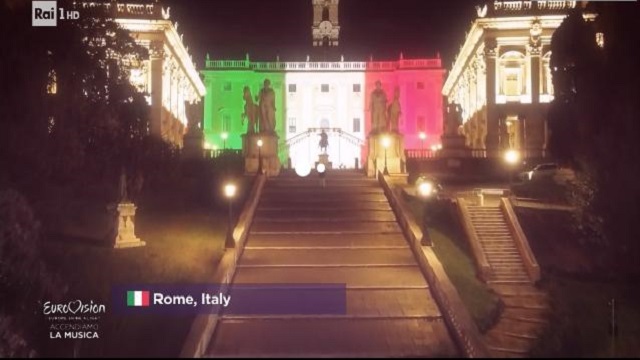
32, 1, 80, 27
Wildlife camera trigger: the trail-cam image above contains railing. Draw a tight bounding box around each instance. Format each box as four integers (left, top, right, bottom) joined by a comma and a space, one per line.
501, 198, 541, 283
205, 59, 442, 71
492, 0, 576, 13
286, 128, 365, 148
204, 149, 243, 159
405, 148, 488, 159
79, 2, 163, 19
405, 149, 437, 159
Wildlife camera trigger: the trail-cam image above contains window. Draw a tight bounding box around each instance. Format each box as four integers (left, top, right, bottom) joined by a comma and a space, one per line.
222, 114, 231, 132
322, 6, 329, 21
353, 118, 361, 133
353, 84, 361, 92
417, 82, 425, 90
498, 51, 526, 99
223, 82, 232, 92
417, 116, 425, 131
288, 117, 296, 133
321, 84, 329, 92
288, 84, 297, 93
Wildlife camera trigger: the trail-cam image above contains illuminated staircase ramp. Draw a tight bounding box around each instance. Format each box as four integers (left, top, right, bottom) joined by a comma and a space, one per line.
205, 171, 458, 357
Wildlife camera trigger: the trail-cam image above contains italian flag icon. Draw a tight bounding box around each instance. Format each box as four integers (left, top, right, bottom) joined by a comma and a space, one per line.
127, 291, 150, 307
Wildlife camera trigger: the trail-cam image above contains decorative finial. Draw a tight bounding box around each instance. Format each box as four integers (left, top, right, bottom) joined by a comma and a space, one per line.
161, 6, 170, 20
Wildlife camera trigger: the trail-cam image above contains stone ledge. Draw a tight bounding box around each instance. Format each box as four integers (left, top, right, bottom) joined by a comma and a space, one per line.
180, 174, 266, 358
378, 171, 490, 358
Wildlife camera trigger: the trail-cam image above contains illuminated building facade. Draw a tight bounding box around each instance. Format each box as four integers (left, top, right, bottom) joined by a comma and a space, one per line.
202, 1, 444, 168
81, 2, 206, 147
442, 0, 583, 158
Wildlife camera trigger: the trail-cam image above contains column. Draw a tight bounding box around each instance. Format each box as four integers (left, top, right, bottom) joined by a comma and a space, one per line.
529, 43, 541, 104
149, 41, 164, 138
483, 37, 499, 155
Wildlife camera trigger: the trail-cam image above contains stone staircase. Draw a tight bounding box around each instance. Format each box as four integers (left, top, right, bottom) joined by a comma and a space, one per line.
466, 205, 530, 284
461, 201, 549, 357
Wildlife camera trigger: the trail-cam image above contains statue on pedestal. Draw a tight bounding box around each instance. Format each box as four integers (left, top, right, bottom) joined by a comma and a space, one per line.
242, 86, 259, 134
319, 129, 329, 154
444, 102, 464, 136
387, 87, 402, 133
258, 79, 276, 134
370, 80, 388, 134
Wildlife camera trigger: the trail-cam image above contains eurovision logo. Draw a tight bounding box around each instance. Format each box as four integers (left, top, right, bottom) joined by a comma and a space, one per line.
126, 290, 150, 307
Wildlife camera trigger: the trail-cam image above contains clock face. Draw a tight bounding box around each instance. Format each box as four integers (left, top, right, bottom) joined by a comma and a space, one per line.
319, 20, 332, 34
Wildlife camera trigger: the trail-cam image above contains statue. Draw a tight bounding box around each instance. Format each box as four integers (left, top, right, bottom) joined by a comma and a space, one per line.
119, 167, 128, 202
444, 102, 464, 136
387, 87, 401, 133
319, 130, 329, 154
258, 79, 276, 134
370, 80, 388, 134
242, 86, 259, 134
185, 101, 202, 133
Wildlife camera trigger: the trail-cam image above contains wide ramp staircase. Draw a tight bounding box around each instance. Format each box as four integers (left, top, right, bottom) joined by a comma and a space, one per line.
205, 171, 458, 357
458, 195, 549, 358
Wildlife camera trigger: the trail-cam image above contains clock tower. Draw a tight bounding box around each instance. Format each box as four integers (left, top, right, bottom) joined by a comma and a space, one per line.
312, 0, 340, 47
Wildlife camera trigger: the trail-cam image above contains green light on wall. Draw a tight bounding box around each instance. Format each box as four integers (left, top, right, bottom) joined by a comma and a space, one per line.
201, 69, 287, 161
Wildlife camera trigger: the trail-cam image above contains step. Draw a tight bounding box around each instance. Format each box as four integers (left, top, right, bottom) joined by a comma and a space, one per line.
490, 318, 546, 336
239, 248, 417, 267
246, 233, 408, 248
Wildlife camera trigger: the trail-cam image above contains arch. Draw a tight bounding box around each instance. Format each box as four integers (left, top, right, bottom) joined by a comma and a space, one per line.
322, 6, 329, 21
498, 51, 526, 97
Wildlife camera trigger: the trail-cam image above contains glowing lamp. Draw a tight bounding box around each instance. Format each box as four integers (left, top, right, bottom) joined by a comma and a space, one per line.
224, 183, 237, 199
504, 149, 520, 165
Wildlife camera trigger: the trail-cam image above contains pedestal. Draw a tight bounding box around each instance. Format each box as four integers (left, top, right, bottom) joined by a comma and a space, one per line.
440, 134, 472, 158
316, 153, 332, 170
366, 132, 406, 177
182, 128, 204, 159
113, 202, 145, 249
243, 133, 281, 176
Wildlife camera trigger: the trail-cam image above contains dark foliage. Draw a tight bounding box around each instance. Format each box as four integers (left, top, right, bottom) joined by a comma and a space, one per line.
548, 3, 640, 270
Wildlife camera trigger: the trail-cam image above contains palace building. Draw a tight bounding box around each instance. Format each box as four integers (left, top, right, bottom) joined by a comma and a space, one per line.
80, 1, 206, 148
202, 0, 445, 169
442, 0, 586, 158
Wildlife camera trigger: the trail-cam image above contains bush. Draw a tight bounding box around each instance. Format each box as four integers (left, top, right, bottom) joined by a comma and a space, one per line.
0, 189, 66, 357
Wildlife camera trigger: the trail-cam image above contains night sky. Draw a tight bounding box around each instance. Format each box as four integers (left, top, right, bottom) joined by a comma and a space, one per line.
162, 0, 480, 68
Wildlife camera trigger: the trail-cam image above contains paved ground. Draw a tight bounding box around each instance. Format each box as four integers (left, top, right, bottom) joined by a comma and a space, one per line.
205, 170, 459, 357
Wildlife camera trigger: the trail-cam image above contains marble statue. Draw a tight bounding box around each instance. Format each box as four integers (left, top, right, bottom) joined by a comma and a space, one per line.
370, 80, 388, 134
119, 167, 128, 202
258, 79, 276, 134
387, 87, 401, 133
242, 86, 259, 134
444, 102, 464, 136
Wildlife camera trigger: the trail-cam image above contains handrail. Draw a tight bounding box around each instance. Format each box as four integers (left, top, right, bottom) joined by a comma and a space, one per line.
180, 174, 266, 358
456, 198, 492, 281
286, 128, 365, 148
500, 197, 541, 282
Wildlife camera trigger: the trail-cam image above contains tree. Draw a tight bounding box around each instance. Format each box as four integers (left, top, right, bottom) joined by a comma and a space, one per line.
548, 3, 640, 271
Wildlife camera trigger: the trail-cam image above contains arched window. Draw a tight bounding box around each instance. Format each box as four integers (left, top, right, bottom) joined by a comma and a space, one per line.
498, 51, 526, 99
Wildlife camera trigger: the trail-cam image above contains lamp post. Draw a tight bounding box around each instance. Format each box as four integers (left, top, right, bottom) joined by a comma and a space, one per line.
257, 139, 264, 174
221, 132, 228, 150
382, 135, 391, 176
223, 182, 237, 249
416, 177, 436, 246
504, 149, 520, 189
419, 132, 426, 150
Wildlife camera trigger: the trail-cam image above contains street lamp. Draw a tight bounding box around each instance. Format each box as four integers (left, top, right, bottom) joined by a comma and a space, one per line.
381, 135, 391, 176
503, 149, 520, 188
223, 182, 237, 249
221, 132, 228, 150
257, 139, 264, 174
416, 177, 436, 246
419, 132, 427, 150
